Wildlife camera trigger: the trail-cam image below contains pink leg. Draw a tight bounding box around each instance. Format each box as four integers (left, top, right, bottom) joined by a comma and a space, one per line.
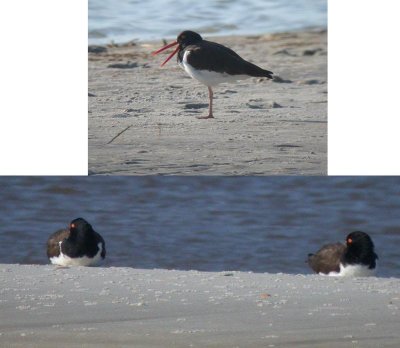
196, 86, 215, 119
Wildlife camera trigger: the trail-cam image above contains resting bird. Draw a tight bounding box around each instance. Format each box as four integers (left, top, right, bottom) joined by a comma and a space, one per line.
46, 218, 106, 266
307, 231, 378, 277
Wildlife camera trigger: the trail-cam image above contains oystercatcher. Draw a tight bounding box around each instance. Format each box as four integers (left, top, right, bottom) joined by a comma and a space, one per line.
152, 30, 273, 119
307, 231, 378, 277
46, 218, 106, 266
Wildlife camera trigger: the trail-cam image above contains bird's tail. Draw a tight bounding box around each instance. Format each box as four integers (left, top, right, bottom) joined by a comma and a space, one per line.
263, 69, 273, 79
305, 253, 314, 263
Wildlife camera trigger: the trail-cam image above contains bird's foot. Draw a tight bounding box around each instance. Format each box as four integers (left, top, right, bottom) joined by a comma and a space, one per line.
196, 114, 215, 119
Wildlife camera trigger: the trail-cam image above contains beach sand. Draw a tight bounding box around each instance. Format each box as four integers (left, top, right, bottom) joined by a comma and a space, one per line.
88, 29, 327, 175
1, 264, 399, 347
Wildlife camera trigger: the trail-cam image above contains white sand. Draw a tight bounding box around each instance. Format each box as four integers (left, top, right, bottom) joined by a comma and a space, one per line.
1, 264, 399, 347
89, 29, 327, 175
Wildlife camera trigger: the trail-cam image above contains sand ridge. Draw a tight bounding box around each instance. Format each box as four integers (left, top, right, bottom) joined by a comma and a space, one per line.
1, 264, 399, 347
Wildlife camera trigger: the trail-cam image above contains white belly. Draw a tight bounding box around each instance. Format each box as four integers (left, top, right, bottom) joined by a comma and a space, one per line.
50, 242, 103, 267
180, 50, 250, 87
323, 263, 377, 277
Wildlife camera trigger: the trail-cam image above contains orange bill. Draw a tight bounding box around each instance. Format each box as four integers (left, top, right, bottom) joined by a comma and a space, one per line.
152, 41, 179, 67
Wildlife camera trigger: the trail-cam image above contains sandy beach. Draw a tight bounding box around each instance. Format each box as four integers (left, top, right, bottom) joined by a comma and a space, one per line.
1, 264, 399, 347
88, 29, 327, 175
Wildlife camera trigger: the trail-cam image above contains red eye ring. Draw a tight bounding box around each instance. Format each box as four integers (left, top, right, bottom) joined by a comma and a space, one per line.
70, 223, 75, 229
347, 238, 353, 244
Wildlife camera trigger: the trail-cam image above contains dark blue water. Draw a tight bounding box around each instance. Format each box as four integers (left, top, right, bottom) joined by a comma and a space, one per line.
89, 0, 327, 44
0, 177, 399, 277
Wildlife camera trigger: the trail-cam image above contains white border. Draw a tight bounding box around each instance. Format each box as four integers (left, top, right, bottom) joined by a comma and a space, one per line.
0, 1, 87, 175
328, 0, 400, 174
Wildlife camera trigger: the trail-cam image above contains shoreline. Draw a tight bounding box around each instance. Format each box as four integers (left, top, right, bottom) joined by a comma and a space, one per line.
89, 26, 326, 46
1, 264, 399, 347
89, 29, 327, 175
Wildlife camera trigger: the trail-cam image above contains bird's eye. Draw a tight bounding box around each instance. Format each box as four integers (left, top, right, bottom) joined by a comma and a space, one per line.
70, 223, 75, 228
347, 238, 353, 244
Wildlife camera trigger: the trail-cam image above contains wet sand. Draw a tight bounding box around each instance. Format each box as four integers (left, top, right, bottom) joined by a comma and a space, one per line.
88, 29, 327, 175
1, 264, 399, 347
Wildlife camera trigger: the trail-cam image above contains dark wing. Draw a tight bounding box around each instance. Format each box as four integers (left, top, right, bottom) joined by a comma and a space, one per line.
186, 41, 273, 78
307, 242, 346, 274
46, 229, 70, 259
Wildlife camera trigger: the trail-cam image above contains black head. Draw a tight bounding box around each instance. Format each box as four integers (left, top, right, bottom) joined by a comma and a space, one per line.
177, 31, 203, 48
344, 231, 378, 267
346, 231, 374, 248
69, 218, 94, 238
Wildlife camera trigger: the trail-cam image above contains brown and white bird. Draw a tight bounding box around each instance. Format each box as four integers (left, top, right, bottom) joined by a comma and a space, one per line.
307, 231, 378, 277
46, 218, 106, 266
152, 30, 273, 119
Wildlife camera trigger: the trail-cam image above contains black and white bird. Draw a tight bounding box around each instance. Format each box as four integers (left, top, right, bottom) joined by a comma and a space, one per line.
307, 231, 378, 277
152, 30, 273, 119
46, 218, 106, 266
